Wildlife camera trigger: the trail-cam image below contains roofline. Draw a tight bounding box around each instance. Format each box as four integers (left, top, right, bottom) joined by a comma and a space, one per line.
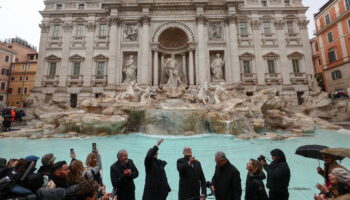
314, 0, 335, 18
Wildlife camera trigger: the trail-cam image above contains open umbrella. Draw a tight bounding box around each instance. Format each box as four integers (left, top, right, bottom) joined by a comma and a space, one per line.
295, 145, 329, 160
320, 148, 350, 158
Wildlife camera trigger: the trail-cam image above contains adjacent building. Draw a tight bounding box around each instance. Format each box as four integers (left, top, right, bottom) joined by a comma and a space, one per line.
312, 0, 350, 93
33, 0, 314, 107
0, 38, 37, 108
0, 43, 15, 107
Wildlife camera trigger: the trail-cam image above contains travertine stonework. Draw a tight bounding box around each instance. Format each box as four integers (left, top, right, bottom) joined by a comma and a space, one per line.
33, 0, 313, 106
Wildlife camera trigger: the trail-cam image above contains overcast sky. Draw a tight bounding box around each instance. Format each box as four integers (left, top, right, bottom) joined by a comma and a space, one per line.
0, 0, 329, 49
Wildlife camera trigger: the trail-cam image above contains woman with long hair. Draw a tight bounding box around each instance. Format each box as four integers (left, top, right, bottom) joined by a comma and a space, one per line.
68, 160, 85, 185
245, 159, 268, 200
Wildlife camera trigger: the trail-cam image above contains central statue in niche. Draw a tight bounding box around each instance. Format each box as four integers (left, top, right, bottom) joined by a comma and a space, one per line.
164, 57, 183, 87
211, 53, 225, 81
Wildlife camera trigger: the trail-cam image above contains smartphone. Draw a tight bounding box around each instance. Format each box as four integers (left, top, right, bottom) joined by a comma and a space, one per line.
70, 148, 75, 155
92, 143, 97, 153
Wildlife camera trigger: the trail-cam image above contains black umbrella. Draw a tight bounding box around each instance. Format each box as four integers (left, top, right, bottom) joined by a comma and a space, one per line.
295, 145, 329, 160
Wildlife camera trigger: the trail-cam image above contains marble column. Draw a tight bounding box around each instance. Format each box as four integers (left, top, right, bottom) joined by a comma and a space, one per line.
108, 15, 120, 86
84, 16, 96, 87
189, 50, 195, 85
153, 50, 159, 86
139, 15, 151, 84
59, 17, 73, 87
275, 17, 290, 84
36, 20, 50, 88
196, 15, 208, 84
182, 53, 187, 76
227, 14, 240, 83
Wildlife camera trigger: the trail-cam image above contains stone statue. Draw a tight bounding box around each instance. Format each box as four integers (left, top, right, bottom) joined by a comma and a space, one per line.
209, 82, 228, 104
123, 55, 137, 83
307, 75, 321, 96
196, 82, 211, 104
124, 25, 137, 41
211, 53, 225, 81
164, 57, 183, 87
116, 81, 139, 102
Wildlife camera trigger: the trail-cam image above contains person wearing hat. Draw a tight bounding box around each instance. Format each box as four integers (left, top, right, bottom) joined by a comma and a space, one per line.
314, 168, 350, 200
38, 153, 56, 176
22, 155, 45, 192
260, 149, 290, 200
49, 161, 71, 188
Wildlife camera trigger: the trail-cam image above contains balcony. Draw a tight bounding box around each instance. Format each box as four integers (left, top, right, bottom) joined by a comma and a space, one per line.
42, 75, 59, 87
91, 75, 107, 86
47, 36, 63, 48
265, 73, 282, 85
290, 72, 307, 84
241, 73, 257, 85
67, 75, 83, 87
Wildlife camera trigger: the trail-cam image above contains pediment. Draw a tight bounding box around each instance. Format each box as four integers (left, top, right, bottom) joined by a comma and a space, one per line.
69, 54, 85, 61
93, 54, 108, 61
239, 52, 255, 59
263, 52, 279, 58
288, 52, 304, 58
45, 55, 61, 61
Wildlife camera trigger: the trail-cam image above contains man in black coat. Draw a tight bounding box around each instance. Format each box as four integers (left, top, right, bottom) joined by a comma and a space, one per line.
212, 151, 242, 200
49, 161, 71, 188
110, 149, 139, 200
142, 139, 171, 200
260, 149, 291, 200
177, 147, 206, 200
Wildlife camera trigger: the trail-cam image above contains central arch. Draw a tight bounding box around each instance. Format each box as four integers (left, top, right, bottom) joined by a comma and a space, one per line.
158, 27, 189, 50
152, 22, 195, 45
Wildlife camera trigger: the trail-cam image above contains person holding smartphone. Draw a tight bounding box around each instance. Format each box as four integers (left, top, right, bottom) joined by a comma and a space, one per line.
84, 143, 103, 186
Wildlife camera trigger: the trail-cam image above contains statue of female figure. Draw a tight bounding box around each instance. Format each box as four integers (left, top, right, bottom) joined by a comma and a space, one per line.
164, 57, 182, 87
210, 53, 225, 81
123, 55, 137, 83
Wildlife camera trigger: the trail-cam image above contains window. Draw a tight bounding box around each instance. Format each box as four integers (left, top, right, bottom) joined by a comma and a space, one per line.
53, 25, 61, 38
243, 60, 251, 73
76, 25, 85, 37
24, 88, 28, 94
101, 3, 107, 9
78, 4, 84, 9
99, 24, 108, 37
56, 4, 62, 10
22, 64, 25, 70
287, 21, 294, 35
263, 22, 271, 34
5, 56, 9, 62
48, 62, 57, 78
12, 65, 15, 70
327, 32, 333, 43
73, 62, 81, 76
8, 88, 12, 94
96, 62, 105, 76
332, 70, 342, 80
0, 82, 5, 90
292, 59, 301, 73
16, 101, 19, 105
11, 77, 14, 81
20, 76, 23, 81
0, 96, 3, 101
325, 14, 331, 25
17, 87, 21, 94
27, 64, 31, 70
346, 0, 350, 10
328, 49, 337, 63
261, 0, 267, 6
239, 22, 248, 36
284, 0, 290, 6
26, 76, 29, 81
1, 69, 9, 76
267, 60, 276, 73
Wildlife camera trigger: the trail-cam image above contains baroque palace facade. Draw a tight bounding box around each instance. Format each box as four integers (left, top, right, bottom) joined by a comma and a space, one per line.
34, 0, 314, 106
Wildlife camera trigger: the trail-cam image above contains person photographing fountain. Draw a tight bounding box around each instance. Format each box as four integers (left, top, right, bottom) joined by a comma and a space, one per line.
142, 139, 171, 200
110, 149, 139, 200
259, 149, 290, 200
177, 147, 207, 200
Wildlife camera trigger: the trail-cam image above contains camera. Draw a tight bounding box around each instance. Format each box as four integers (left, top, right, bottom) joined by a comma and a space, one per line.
257, 155, 266, 163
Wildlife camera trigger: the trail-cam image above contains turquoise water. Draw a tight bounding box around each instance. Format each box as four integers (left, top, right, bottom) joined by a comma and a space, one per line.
1, 130, 350, 200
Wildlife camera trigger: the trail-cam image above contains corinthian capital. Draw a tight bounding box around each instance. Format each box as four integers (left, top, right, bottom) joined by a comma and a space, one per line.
139, 15, 151, 25
298, 19, 309, 29
196, 14, 207, 24
224, 15, 236, 24
110, 16, 122, 25
86, 22, 96, 31
39, 23, 50, 33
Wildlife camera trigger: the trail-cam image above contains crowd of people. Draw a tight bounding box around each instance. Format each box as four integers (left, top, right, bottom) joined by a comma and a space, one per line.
1, 107, 26, 132
0, 139, 349, 200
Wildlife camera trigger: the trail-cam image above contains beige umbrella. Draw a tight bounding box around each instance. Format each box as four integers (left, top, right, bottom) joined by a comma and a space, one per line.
320, 148, 350, 158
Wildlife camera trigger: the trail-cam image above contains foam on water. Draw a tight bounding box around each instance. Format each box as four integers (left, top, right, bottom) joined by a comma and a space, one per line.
1, 131, 350, 200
